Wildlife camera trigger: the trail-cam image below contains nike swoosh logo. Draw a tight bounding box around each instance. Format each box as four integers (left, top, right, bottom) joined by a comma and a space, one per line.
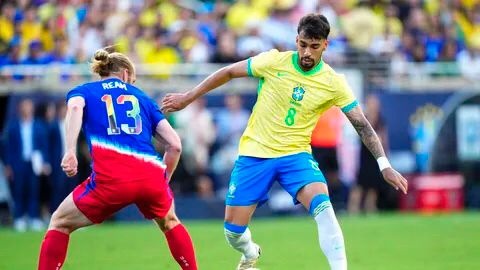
277, 72, 287, 77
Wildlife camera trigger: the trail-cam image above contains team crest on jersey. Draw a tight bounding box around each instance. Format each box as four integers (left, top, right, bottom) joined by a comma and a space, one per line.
292, 86, 305, 101
228, 182, 236, 196
309, 159, 320, 171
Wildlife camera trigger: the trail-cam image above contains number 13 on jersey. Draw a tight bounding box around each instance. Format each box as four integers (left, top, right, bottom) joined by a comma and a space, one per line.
101, 94, 142, 135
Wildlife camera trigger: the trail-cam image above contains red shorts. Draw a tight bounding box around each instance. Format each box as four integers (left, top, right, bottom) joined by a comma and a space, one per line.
73, 173, 173, 224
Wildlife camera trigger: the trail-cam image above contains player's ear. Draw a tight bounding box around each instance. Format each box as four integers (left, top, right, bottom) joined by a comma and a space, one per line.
122, 69, 129, 83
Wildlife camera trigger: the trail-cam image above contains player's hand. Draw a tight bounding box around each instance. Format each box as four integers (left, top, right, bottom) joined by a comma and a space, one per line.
161, 92, 192, 113
61, 151, 78, 177
382, 168, 408, 194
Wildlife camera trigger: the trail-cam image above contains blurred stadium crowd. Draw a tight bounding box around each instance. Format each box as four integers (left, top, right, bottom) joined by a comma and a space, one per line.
1, 0, 480, 231
1, 0, 480, 78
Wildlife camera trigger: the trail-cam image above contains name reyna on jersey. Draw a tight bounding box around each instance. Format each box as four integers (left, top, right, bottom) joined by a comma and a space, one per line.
102, 81, 127, 90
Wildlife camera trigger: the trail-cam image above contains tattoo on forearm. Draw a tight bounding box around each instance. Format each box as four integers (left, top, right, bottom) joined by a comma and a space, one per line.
346, 109, 385, 159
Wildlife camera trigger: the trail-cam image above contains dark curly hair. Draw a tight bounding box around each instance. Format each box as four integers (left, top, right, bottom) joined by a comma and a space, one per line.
297, 13, 330, 40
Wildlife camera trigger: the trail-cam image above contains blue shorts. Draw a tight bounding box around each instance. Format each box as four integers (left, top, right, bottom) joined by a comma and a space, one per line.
225, 152, 327, 206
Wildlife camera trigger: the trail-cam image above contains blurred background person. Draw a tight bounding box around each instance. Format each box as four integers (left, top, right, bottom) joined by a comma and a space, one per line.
174, 98, 216, 198
237, 20, 274, 58
35, 102, 54, 222
311, 107, 348, 211
458, 39, 480, 80
46, 101, 76, 214
210, 28, 241, 63
3, 98, 49, 231
0, 133, 12, 226
155, 95, 197, 197
211, 94, 250, 197
348, 94, 389, 215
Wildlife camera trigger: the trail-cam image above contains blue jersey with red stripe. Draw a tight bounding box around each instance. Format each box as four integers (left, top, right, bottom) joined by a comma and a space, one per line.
66, 78, 165, 181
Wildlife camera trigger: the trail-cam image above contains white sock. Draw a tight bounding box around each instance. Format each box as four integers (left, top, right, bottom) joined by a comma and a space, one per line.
314, 201, 347, 270
224, 227, 258, 259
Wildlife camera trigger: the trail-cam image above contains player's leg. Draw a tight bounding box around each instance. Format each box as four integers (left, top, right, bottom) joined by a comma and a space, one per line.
297, 183, 347, 270
38, 193, 93, 270
12, 163, 27, 232
153, 203, 198, 270
39, 174, 128, 270
277, 153, 346, 270
364, 188, 378, 213
347, 185, 363, 214
138, 168, 197, 270
224, 204, 260, 266
224, 156, 275, 269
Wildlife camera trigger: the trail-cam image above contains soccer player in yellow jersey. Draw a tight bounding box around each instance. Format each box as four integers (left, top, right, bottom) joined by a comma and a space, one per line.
163, 14, 408, 270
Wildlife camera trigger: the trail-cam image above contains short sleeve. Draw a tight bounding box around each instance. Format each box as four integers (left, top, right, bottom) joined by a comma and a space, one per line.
66, 85, 86, 102
333, 74, 358, 113
247, 49, 279, 78
149, 98, 165, 132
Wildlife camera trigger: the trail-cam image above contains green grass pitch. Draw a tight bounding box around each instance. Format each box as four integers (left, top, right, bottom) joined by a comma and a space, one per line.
1, 213, 479, 269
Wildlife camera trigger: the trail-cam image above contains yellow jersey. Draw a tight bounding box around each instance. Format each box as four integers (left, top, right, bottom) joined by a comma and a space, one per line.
239, 49, 358, 158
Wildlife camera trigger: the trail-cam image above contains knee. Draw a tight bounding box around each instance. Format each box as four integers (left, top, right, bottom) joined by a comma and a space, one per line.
48, 211, 73, 234
158, 212, 181, 232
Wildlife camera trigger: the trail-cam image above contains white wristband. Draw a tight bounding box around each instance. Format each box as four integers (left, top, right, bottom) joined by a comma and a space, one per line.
377, 156, 391, 171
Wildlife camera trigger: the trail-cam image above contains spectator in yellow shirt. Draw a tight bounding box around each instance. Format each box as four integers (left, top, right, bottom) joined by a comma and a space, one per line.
145, 34, 181, 79
225, 0, 269, 34
0, 3, 16, 48
115, 23, 140, 55
135, 27, 157, 62
39, 19, 55, 52
139, 0, 158, 28
20, 6, 42, 54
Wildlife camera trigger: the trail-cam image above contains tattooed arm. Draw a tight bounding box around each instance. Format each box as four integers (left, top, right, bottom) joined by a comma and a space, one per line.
344, 106, 385, 159
344, 105, 408, 194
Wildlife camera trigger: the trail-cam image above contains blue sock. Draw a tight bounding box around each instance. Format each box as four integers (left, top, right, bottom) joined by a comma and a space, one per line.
224, 222, 258, 259
309, 194, 332, 217
224, 222, 247, 234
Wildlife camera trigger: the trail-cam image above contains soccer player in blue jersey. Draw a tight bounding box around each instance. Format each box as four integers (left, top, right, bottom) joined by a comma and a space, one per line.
162, 14, 408, 270
38, 48, 198, 270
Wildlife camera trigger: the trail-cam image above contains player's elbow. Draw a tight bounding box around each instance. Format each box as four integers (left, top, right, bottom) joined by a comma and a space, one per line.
168, 142, 182, 155
166, 137, 182, 155
67, 97, 85, 112
223, 63, 243, 79
172, 134, 182, 153
69, 104, 82, 112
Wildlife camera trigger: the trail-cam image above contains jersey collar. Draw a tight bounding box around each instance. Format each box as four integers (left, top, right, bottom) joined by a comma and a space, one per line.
292, 51, 324, 76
